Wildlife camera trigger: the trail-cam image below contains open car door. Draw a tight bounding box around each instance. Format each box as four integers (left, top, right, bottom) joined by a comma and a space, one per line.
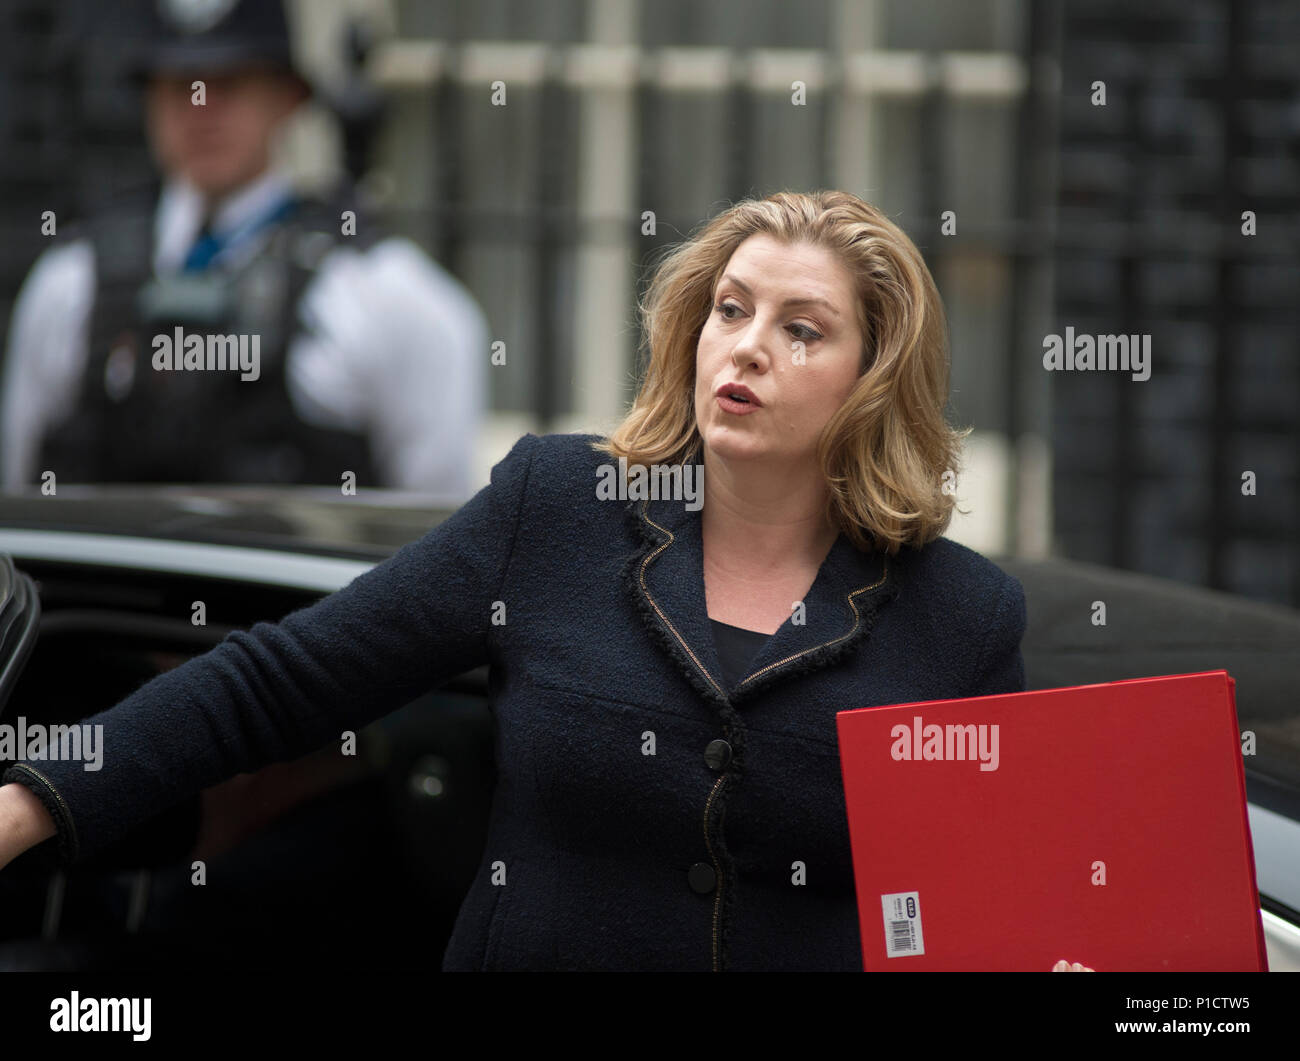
0, 552, 40, 718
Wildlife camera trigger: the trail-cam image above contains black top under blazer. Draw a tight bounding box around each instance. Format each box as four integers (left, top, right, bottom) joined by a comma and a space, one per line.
3, 431, 1028, 970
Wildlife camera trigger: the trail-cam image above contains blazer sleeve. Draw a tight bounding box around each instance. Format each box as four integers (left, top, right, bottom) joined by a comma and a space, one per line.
967, 572, 1028, 697
1, 432, 542, 867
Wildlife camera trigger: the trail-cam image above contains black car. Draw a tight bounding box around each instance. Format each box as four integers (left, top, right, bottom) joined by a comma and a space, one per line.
0, 485, 1296, 970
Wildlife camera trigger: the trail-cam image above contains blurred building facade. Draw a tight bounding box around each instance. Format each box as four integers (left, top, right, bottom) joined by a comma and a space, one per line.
0, 0, 1296, 608
1054, 0, 1299, 607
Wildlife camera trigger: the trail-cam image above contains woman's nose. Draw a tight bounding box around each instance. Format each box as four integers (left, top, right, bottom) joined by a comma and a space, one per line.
729, 319, 772, 370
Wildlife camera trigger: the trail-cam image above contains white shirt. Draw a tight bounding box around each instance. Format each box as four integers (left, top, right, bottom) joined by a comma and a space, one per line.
1, 169, 486, 501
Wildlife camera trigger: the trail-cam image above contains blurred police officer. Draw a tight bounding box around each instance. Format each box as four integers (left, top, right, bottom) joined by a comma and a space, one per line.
1, 0, 485, 497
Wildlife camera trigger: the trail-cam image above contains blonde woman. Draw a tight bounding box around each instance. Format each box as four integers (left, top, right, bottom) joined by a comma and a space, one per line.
0, 189, 1086, 971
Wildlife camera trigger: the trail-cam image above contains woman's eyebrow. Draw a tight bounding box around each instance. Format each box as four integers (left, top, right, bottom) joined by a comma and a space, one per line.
719, 274, 842, 319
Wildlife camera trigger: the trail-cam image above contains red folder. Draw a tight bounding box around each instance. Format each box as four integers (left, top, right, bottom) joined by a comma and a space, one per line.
836, 670, 1268, 971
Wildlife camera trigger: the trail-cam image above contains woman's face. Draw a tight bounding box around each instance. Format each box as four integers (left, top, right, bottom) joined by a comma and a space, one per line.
694, 234, 864, 471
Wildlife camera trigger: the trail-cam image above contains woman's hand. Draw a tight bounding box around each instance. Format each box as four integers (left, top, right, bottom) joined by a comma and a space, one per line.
1051, 959, 1094, 971
0, 782, 57, 872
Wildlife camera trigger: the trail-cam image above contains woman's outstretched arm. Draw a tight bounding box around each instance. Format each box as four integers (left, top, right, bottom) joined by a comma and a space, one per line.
0, 433, 542, 869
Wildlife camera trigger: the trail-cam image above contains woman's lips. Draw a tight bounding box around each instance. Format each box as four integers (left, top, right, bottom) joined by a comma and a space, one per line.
716, 393, 760, 415
715, 382, 762, 415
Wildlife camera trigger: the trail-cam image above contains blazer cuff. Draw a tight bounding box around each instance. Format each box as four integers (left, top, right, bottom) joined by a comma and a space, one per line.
2, 763, 80, 866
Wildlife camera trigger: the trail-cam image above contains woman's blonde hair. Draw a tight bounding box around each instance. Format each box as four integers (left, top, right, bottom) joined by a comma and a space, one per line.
594, 188, 971, 556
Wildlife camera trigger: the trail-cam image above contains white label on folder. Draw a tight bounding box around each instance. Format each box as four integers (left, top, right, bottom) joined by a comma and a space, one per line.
881, 891, 925, 957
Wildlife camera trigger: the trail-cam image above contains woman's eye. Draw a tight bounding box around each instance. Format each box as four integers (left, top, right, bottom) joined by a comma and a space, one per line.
714, 301, 821, 341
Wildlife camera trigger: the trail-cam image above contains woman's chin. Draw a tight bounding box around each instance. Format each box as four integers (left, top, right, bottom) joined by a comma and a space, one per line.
701, 427, 770, 464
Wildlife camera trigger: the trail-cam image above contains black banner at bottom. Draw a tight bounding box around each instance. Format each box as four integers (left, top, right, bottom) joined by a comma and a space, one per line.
0, 968, 1284, 1046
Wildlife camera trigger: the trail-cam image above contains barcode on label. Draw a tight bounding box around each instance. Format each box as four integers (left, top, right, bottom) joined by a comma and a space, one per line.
880, 891, 925, 957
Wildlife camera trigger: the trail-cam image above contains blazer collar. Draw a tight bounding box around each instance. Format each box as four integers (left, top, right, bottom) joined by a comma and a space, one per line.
622, 492, 898, 709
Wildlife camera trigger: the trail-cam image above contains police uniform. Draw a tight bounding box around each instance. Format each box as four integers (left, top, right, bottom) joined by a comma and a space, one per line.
0, 0, 485, 497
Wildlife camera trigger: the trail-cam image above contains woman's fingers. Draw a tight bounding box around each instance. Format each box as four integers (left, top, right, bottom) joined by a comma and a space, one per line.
1051, 959, 1095, 971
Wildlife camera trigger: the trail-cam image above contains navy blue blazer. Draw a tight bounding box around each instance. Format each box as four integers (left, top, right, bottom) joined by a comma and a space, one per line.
3, 431, 1027, 971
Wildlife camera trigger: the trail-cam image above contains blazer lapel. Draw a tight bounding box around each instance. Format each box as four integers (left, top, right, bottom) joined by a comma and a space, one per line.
729, 530, 896, 704
623, 494, 730, 708
623, 493, 898, 708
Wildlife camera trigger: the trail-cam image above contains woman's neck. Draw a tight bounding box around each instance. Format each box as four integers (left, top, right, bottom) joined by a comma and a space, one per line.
700, 452, 839, 574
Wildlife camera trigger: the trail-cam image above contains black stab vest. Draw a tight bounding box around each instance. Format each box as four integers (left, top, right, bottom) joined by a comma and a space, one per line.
35, 186, 382, 488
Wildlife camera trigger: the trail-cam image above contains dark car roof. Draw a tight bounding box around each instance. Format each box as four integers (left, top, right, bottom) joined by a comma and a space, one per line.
0, 485, 457, 560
